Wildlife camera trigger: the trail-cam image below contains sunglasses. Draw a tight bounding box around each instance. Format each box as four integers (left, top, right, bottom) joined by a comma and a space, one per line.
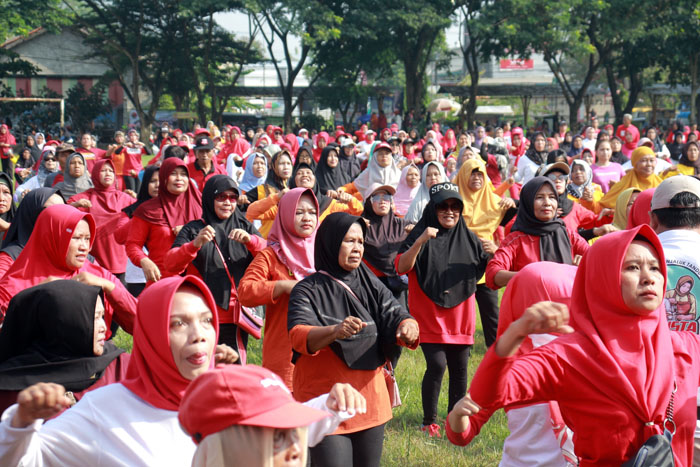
214, 192, 238, 202
436, 201, 462, 213
546, 173, 568, 181
371, 193, 393, 202
44, 157, 56, 162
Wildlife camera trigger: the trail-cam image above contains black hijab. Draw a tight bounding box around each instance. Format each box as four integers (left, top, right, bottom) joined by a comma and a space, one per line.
362, 191, 411, 277
338, 144, 362, 180
123, 165, 159, 218
294, 143, 316, 172
525, 132, 548, 165
679, 142, 700, 174
172, 175, 260, 309
289, 162, 332, 213
511, 177, 573, 264
1, 187, 59, 260
398, 185, 488, 308
669, 131, 685, 161
0, 281, 123, 391
288, 212, 411, 370
0, 172, 16, 225
315, 145, 351, 194
265, 150, 293, 191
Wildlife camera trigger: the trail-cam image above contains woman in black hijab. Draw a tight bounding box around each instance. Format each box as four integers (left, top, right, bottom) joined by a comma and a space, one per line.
524, 131, 548, 166
288, 212, 419, 467
294, 142, 316, 172
0, 187, 64, 276
339, 140, 362, 180
122, 165, 159, 218
315, 144, 351, 196
668, 131, 686, 161
0, 172, 16, 235
485, 176, 590, 289
165, 175, 265, 361
0, 280, 125, 414
396, 182, 489, 436
362, 184, 413, 303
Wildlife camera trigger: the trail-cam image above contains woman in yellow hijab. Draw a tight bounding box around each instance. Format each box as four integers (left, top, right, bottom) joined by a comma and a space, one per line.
611, 187, 641, 230
454, 158, 517, 347
454, 158, 517, 243
580, 146, 662, 214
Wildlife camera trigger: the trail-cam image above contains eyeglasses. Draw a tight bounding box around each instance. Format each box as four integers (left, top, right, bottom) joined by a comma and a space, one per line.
371, 193, 393, 202
44, 157, 56, 162
546, 173, 568, 182
214, 192, 238, 202
436, 201, 462, 213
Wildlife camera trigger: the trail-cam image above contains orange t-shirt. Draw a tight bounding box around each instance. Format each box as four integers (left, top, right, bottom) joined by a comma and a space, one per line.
289, 324, 392, 435
238, 247, 296, 389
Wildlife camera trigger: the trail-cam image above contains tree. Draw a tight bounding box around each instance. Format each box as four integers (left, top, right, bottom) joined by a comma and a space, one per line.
248, 0, 341, 130
310, 1, 394, 129
483, 0, 611, 130
64, 0, 180, 140
0, 0, 67, 78
657, 0, 700, 124
176, 0, 264, 125
383, 0, 459, 114
65, 82, 111, 133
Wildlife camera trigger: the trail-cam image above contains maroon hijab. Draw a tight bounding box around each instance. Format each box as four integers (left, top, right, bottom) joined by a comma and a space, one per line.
134, 158, 202, 228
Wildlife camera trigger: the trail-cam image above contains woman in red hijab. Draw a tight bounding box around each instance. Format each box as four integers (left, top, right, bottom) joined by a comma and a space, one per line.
626, 188, 655, 229
126, 158, 202, 284
313, 132, 330, 163
0, 204, 136, 334
447, 262, 577, 466
0, 124, 16, 177
465, 225, 700, 465
67, 160, 135, 278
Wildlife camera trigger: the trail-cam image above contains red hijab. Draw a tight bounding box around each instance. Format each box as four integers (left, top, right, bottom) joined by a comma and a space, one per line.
267, 188, 318, 280
568, 225, 673, 434
122, 275, 219, 411
626, 188, 654, 229
496, 262, 577, 354
0, 205, 95, 316
81, 160, 134, 270
134, 158, 202, 229
313, 132, 330, 162
509, 127, 528, 162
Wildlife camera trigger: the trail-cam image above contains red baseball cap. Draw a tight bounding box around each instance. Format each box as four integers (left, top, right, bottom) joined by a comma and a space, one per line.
374, 142, 392, 153
178, 365, 329, 444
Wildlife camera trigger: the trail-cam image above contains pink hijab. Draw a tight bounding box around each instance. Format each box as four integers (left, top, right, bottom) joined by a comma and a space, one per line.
394, 164, 421, 216
267, 188, 319, 280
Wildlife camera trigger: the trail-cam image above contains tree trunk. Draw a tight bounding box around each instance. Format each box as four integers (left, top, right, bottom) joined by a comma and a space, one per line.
521, 96, 531, 129
404, 56, 424, 114
690, 53, 699, 125
283, 89, 293, 132
569, 97, 582, 134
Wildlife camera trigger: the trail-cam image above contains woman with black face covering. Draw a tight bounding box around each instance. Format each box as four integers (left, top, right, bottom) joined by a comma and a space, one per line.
0, 280, 126, 414
287, 212, 419, 467
165, 175, 266, 361
396, 183, 489, 437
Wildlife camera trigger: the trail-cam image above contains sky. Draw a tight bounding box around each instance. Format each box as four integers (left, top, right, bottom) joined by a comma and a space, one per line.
214, 10, 464, 61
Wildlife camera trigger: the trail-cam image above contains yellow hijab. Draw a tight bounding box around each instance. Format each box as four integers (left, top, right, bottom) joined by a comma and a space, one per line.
611, 187, 641, 230
597, 146, 663, 209
454, 158, 505, 241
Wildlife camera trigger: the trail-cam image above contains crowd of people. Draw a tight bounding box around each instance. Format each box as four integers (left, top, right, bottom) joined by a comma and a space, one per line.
0, 114, 698, 465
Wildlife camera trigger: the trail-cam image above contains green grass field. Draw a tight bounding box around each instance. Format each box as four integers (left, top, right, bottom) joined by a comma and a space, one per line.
113, 310, 507, 466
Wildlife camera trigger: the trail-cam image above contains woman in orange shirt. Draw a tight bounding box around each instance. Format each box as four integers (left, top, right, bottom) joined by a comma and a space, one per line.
238, 188, 319, 389
287, 212, 419, 467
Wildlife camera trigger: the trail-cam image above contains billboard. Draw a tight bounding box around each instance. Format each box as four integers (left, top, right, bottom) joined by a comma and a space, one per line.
499, 58, 534, 70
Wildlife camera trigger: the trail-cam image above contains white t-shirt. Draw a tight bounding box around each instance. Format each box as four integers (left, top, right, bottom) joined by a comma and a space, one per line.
657, 229, 700, 436
0, 384, 194, 466
0, 383, 350, 466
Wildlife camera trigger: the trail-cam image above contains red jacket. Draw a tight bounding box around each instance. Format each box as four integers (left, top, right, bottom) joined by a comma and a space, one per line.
485, 229, 589, 289
125, 216, 177, 280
